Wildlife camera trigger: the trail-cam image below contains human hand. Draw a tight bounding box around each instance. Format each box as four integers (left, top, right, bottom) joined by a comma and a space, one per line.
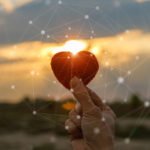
65, 77, 116, 150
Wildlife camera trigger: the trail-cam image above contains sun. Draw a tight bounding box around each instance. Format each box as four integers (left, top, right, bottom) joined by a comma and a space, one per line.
64, 40, 87, 55
44, 39, 88, 56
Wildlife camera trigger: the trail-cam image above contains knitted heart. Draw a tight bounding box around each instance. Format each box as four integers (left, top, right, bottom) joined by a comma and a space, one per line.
51, 51, 99, 89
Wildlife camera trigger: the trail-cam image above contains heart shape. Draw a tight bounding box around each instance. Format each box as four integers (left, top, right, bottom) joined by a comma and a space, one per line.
51, 51, 99, 89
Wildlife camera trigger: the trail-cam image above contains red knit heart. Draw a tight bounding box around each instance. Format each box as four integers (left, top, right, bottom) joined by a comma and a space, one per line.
51, 51, 99, 89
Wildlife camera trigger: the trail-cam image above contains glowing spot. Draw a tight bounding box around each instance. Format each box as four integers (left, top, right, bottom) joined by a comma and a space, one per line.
125, 30, 130, 34
32, 110, 37, 115
96, 6, 100, 10
65, 35, 69, 38
70, 88, 74, 92
93, 127, 100, 134
49, 135, 56, 143
41, 30, 46, 35
28, 20, 33, 25
91, 30, 95, 34
68, 27, 72, 30
124, 138, 130, 144
101, 117, 106, 122
76, 115, 81, 120
30, 70, 35, 76
124, 98, 128, 103
53, 80, 57, 84
136, 55, 140, 60
91, 47, 100, 55
41, 47, 52, 57
144, 101, 150, 107
118, 77, 124, 84
62, 102, 75, 110
47, 35, 50, 38
58, 0, 62, 5
105, 61, 110, 67
65, 125, 69, 130
64, 40, 87, 55
119, 36, 124, 41
84, 14, 89, 19
11, 85, 15, 90
103, 99, 106, 104
127, 70, 131, 75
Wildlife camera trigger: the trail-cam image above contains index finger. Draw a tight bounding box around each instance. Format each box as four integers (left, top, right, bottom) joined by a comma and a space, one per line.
70, 77, 95, 113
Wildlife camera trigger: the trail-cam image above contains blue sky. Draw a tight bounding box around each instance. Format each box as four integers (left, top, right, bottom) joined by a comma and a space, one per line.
0, 0, 150, 44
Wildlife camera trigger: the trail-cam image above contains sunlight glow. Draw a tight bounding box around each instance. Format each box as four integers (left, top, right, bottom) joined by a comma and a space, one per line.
50, 40, 88, 55
91, 47, 101, 55
1, 30, 150, 100
64, 40, 87, 55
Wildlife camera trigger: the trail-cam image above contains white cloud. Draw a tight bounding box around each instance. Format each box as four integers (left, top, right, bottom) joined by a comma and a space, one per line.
0, 0, 34, 12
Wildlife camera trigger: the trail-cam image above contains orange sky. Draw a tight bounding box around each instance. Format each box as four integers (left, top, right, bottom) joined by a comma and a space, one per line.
0, 29, 150, 102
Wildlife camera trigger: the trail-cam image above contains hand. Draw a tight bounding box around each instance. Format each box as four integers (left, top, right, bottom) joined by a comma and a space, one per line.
65, 77, 116, 150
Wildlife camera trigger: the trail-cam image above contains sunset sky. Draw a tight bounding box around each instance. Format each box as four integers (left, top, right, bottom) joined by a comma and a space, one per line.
0, 0, 150, 103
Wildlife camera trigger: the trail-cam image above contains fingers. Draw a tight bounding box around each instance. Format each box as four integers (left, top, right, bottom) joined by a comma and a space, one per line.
65, 106, 82, 140
69, 109, 81, 127
65, 119, 82, 140
87, 87, 116, 120
87, 87, 105, 110
65, 119, 77, 134
70, 77, 96, 113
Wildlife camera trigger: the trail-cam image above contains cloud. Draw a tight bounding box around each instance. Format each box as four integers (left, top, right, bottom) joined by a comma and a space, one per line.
0, 0, 34, 12
0, 0, 150, 45
0, 29, 150, 101
134, 0, 150, 3
1, 29, 150, 64
90, 30, 150, 67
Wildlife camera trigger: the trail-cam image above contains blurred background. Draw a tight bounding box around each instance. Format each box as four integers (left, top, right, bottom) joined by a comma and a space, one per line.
0, 0, 150, 149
